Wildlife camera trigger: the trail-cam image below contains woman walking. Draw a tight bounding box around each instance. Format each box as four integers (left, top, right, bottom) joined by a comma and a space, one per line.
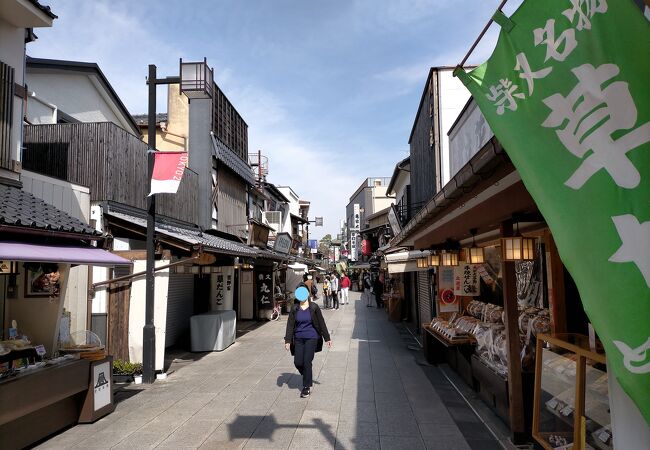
285, 286, 332, 398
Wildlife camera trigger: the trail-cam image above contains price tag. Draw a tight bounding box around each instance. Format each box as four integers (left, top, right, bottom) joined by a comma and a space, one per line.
547, 399, 559, 409
598, 431, 610, 443
35, 345, 46, 356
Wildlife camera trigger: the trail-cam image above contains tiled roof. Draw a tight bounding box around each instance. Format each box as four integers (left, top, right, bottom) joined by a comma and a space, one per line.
0, 183, 98, 236
28, 0, 57, 19
211, 134, 256, 185
104, 206, 257, 257
133, 113, 168, 126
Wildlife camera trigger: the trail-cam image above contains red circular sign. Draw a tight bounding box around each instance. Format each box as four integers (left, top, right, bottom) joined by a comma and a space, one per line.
440, 289, 456, 304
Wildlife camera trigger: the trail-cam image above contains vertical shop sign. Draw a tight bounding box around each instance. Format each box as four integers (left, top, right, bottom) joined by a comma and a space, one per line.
215, 275, 224, 306
257, 268, 273, 309
456, 0, 650, 421
438, 266, 459, 313
454, 264, 480, 297
93, 361, 111, 411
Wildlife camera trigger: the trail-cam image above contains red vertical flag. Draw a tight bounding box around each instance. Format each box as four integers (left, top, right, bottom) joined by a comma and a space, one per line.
148, 152, 188, 196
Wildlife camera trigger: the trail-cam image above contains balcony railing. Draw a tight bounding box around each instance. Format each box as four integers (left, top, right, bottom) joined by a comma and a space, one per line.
23, 122, 198, 224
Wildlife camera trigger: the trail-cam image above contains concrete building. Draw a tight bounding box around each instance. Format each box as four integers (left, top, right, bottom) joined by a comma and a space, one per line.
345, 177, 394, 261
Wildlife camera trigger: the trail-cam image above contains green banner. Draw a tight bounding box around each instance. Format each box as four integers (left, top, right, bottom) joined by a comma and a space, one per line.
457, 0, 650, 422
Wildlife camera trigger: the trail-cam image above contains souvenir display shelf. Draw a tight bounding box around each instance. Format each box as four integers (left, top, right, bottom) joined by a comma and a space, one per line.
532, 333, 610, 450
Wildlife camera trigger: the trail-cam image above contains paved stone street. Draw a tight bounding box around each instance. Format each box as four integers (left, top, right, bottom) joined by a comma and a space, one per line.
36, 291, 509, 449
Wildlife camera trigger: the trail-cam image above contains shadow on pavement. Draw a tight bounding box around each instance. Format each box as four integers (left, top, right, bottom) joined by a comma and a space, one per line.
228, 414, 340, 448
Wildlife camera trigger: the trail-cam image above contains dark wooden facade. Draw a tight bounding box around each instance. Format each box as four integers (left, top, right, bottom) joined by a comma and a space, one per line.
212, 84, 248, 162
408, 69, 440, 211
0, 60, 14, 170
23, 122, 198, 223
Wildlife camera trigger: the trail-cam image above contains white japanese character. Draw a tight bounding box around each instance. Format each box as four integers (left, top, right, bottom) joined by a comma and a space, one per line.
486, 79, 525, 115
260, 283, 270, 293
534, 19, 577, 62
542, 63, 650, 189
514, 53, 553, 96
609, 214, 650, 288
562, 0, 608, 31
613, 337, 650, 375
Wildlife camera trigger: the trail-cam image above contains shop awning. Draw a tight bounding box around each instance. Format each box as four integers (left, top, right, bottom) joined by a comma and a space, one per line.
0, 241, 131, 266
384, 250, 430, 263
387, 261, 426, 274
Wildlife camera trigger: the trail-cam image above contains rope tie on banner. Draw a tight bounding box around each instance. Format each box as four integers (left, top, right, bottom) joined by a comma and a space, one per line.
455, 0, 510, 76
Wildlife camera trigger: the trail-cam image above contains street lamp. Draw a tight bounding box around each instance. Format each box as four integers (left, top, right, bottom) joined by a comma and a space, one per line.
144, 58, 213, 383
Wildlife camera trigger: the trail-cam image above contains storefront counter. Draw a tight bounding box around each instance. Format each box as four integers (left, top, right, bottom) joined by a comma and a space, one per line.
0, 358, 90, 450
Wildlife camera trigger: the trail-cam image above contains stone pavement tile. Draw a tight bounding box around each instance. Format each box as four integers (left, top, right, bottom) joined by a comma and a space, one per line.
110, 431, 166, 450
157, 419, 219, 448
306, 390, 342, 412
335, 434, 380, 450
336, 419, 379, 436
464, 438, 504, 450
338, 400, 377, 423
418, 422, 467, 441
289, 428, 336, 450
243, 415, 297, 449
237, 391, 280, 413
71, 430, 125, 448
379, 435, 425, 450
374, 391, 409, 408
377, 413, 421, 437
198, 424, 247, 450
421, 435, 471, 450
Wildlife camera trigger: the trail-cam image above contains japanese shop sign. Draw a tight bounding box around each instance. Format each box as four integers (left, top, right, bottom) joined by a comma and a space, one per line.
438, 266, 459, 313
256, 268, 273, 309
456, 0, 650, 422
454, 264, 480, 297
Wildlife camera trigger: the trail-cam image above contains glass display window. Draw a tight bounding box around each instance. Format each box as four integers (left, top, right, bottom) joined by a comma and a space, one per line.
533, 334, 610, 450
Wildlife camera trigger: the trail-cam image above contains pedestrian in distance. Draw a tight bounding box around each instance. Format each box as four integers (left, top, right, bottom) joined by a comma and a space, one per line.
340, 272, 350, 305
374, 274, 384, 309
330, 272, 340, 309
284, 285, 332, 398
363, 271, 373, 307
322, 275, 331, 309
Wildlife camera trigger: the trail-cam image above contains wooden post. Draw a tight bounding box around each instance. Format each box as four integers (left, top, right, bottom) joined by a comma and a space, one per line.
501, 220, 527, 443
544, 230, 567, 334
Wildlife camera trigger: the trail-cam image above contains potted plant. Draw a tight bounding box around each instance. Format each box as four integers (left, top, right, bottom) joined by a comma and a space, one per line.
132, 363, 143, 384
113, 359, 142, 383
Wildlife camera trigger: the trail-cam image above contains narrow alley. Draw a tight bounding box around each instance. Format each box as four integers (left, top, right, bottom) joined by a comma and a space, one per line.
35, 292, 508, 450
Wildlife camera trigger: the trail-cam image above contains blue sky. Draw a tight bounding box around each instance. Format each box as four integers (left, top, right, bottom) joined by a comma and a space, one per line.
29, 0, 520, 239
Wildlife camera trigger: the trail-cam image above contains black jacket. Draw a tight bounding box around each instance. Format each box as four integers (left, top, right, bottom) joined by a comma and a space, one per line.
284, 301, 331, 354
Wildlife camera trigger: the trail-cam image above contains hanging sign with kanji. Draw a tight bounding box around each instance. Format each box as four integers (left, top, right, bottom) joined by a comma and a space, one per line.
455, 0, 650, 422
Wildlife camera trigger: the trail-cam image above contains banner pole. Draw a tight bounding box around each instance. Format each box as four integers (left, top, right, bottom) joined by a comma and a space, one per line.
143, 64, 157, 384
457, 0, 509, 68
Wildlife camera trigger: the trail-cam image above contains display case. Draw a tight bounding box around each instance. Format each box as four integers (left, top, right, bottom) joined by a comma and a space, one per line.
533, 334, 611, 450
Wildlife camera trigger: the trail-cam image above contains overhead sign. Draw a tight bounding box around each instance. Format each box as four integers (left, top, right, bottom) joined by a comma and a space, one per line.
456, 0, 650, 421
273, 232, 292, 254
387, 204, 402, 235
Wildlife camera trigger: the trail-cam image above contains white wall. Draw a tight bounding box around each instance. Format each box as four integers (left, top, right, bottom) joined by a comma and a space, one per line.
128, 259, 170, 371
21, 171, 91, 334
438, 69, 472, 186
25, 72, 134, 132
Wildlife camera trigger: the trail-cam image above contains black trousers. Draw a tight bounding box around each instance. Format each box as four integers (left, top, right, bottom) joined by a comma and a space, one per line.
332, 291, 339, 309
294, 337, 318, 388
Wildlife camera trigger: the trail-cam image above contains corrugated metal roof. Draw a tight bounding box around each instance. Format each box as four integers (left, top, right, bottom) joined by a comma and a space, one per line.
211, 133, 256, 185
0, 183, 98, 236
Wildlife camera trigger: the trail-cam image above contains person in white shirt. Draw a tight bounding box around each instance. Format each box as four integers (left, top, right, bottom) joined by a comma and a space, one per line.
330, 273, 340, 309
